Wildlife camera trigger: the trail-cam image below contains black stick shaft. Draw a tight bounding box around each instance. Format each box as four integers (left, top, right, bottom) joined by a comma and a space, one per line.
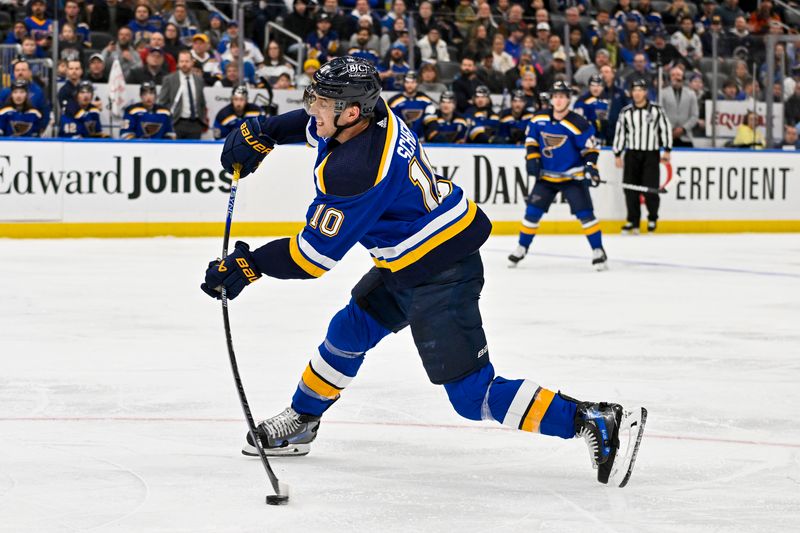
221, 165, 283, 496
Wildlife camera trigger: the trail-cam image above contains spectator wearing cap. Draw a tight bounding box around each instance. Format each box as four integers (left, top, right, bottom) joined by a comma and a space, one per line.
0, 80, 44, 138
348, 27, 381, 66
84, 53, 109, 83
388, 71, 436, 137
146, 32, 176, 72
218, 20, 265, 66
671, 16, 702, 65
128, 47, 169, 84
534, 22, 550, 54
351, 0, 382, 37
418, 25, 450, 63
646, 30, 682, 68
306, 11, 340, 62
91, 0, 134, 38
714, 0, 746, 29
0, 60, 50, 130
701, 15, 725, 57
424, 91, 469, 144
190, 33, 221, 80
378, 43, 411, 90
418, 63, 448, 93
382, 0, 409, 33
574, 49, 610, 88
102, 26, 143, 78
452, 55, 483, 112
158, 49, 207, 139
295, 58, 321, 89
24, 0, 53, 48
58, 59, 83, 108
661, 65, 698, 147
491, 33, 515, 73
128, 2, 160, 43
167, 2, 198, 39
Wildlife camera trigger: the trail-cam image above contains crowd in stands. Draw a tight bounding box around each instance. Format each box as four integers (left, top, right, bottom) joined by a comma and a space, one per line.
0, 0, 799, 148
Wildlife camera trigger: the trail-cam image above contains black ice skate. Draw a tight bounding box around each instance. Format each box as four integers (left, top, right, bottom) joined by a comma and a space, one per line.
621, 223, 640, 235
508, 245, 528, 267
592, 248, 609, 271
242, 407, 320, 457
574, 400, 647, 488
647, 221, 657, 233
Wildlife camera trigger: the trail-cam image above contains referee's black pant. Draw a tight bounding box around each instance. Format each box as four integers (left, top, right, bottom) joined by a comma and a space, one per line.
623, 150, 660, 224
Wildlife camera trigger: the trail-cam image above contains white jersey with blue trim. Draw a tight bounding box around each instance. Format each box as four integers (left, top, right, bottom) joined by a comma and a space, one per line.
284, 98, 491, 288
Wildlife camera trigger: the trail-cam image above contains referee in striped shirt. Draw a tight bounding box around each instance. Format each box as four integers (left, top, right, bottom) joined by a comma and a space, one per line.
612, 79, 672, 233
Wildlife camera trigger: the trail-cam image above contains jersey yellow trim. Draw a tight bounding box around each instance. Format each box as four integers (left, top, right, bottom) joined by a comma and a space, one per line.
220, 114, 237, 126
372, 200, 478, 272
0, 106, 14, 114
520, 388, 555, 433
288, 236, 326, 277
156, 109, 171, 115
128, 106, 146, 114
315, 152, 332, 194
374, 108, 395, 186
541, 175, 572, 183
526, 153, 540, 160
560, 119, 581, 135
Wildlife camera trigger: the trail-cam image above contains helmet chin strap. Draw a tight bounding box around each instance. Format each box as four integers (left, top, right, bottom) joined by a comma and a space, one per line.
332, 104, 369, 140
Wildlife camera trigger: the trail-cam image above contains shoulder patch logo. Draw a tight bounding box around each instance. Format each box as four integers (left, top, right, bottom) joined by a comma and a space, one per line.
377, 117, 387, 128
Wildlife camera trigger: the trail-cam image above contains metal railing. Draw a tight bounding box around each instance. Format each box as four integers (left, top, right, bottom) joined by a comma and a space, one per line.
265, 22, 305, 77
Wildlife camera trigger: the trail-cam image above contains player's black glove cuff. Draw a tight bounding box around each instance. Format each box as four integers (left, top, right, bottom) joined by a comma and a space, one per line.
201, 241, 262, 300
584, 164, 601, 187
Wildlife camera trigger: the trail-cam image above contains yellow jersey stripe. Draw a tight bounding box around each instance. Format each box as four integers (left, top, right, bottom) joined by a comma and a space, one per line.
315, 153, 332, 194
541, 176, 572, 183
374, 106, 396, 186
561, 119, 581, 135
288, 236, 325, 277
520, 388, 555, 433
301, 364, 341, 399
372, 200, 478, 272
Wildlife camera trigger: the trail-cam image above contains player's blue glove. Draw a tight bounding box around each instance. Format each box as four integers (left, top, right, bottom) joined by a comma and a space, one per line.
220, 118, 275, 178
201, 241, 262, 300
584, 163, 601, 187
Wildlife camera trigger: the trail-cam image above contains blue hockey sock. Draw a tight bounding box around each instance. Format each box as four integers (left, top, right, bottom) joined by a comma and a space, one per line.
291, 300, 390, 417
577, 211, 603, 250
518, 205, 544, 248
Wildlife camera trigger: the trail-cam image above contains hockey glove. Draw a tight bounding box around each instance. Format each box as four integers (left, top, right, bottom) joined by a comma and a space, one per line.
526, 158, 541, 180
201, 241, 262, 300
220, 118, 275, 178
584, 163, 601, 187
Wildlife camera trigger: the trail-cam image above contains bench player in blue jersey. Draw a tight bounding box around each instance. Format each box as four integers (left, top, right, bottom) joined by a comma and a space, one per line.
508, 81, 609, 270
201, 57, 646, 487
120, 82, 176, 140
212, 85, 265, 140
386, 71, 435, 138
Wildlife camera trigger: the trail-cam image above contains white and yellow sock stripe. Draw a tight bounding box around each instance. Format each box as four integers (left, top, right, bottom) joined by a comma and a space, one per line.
502, 380, 556, 433
519, 218, 539, 236
298, 352, 354, 401
581, 218, 601, 236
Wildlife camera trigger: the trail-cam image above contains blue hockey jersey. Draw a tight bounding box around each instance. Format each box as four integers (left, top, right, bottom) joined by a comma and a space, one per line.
213, 103, 264, 140
465, 106, 500, 144
387, 91, 435, 138
59, 103, 104, 138
120, 103, 176, 139
422, 111, 469, 143
0, 105, 42, 137
497, 108, 533, 145
525, 110, 599, 181
248, 99, 492, 289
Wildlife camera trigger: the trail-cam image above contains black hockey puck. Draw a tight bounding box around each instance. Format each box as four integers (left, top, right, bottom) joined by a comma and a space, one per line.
266, 494, 289, 506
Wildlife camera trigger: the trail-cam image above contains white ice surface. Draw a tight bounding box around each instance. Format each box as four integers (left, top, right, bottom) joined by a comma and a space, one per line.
1, 234, 799, 532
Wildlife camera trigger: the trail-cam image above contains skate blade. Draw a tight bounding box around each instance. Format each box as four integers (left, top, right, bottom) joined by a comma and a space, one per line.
594, 262, 609, 272
242, 442, 310, 457
609, 407, 647, 488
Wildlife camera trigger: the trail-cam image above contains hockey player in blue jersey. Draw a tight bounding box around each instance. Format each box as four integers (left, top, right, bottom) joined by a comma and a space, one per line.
423, 91, 469, 143
508, 81, 609, 270
497, 90, 534, 145
573, 75, 611, 145
202, 57, 646, 488
213, 85, 265, 140
58, 81, 107, 138
120, 82, 176, 140
465, 85, 501, 144
0, 80, 43, 137
387, 71, 435, 138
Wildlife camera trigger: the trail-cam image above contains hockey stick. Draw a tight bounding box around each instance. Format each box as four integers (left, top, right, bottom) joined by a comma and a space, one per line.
598, 180, 668, 194
221, 163, 289, 506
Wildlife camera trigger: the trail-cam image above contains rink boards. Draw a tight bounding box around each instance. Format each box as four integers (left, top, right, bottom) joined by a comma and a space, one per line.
0, 139, 798, 237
